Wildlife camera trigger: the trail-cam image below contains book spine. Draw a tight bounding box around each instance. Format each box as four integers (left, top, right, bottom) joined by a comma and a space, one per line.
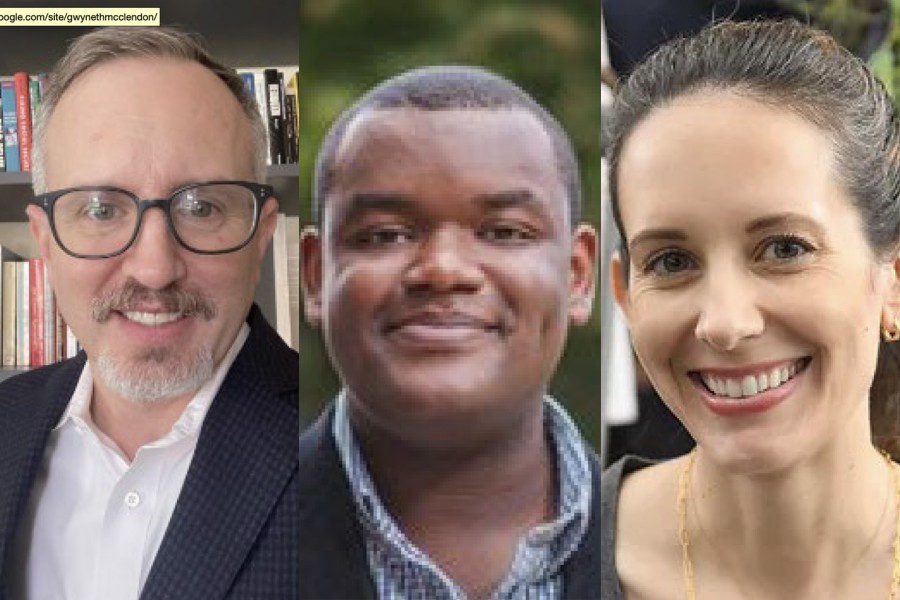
56, 310, 64, 362
272, 213, 291, 345
16, 262, 28, 367
0, 96, 5, 172
288, 71, 299, 163
277, 71, 291, 164
264, 68, 284, 165
13, 73, 32, 172
29, 258, 43, 367
283, 90, 297, 164
252, 72, 269, 165
239, 71, 255, 98
2, 262, 14, 367
66, 324, 77, 358
28, 76, 40, 127
43, 264, 53, 364
1, 79, 19, 172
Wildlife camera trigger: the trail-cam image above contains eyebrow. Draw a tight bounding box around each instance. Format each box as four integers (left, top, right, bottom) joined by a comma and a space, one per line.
745, 212, 826, 236
628, 228, 688, 251
628, 212, 827, 252
340, 192, 416, 220
341, 189, 550, 219
473, 189, 545, 211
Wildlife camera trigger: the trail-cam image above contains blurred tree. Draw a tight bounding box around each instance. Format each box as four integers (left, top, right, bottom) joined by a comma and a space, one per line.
299, 0, 601, 447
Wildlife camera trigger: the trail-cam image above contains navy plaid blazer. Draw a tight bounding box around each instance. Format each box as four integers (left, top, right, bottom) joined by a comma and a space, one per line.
0, 304, 299, 599
298, 405, 602, 599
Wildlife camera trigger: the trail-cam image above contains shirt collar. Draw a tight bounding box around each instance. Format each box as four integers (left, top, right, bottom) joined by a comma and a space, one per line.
332, 390, 593, 583
54, 322, 250, 450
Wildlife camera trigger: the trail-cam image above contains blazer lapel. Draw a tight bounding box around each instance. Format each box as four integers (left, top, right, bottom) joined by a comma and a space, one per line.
299, 407, 375, 599
0, 355, 85, 590
141, 307, 298, 600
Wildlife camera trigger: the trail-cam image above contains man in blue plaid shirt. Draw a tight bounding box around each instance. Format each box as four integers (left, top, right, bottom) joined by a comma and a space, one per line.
300, 66, 601, 599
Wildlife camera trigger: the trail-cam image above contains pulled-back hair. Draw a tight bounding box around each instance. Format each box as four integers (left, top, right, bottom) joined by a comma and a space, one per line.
604, 19, 900, 455
313, 65, 581, 226
32, 26, 267, 192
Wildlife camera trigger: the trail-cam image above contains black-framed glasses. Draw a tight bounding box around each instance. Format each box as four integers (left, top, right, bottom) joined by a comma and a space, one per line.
31, 181, 274, 259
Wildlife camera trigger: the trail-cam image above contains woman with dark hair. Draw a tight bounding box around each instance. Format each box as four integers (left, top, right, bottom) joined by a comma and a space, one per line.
602, 19, 900, 599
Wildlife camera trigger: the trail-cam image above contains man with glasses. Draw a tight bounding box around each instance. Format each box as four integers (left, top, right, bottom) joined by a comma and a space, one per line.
0, 28, 298, 599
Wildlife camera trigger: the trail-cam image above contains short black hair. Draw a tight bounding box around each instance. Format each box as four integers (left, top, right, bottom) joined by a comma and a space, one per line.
313, 65, 581, 226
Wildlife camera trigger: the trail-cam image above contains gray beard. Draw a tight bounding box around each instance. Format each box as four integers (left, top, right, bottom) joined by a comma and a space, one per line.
94, 344, 215, 404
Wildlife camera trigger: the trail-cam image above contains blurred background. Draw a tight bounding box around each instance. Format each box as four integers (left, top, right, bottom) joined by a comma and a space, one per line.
299, 0, 602, 449
601, 0, 900, 466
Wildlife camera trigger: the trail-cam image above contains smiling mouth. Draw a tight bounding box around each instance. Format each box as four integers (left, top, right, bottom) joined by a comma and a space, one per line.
386, 312, 502, 334
120, 311, 185, 326
691, 357, 811, 400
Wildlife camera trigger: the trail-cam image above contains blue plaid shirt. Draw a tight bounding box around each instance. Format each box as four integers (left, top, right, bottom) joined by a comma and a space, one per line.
333, 392, 592, 599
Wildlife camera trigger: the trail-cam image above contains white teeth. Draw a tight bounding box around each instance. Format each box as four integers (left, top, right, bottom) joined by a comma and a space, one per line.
715, 378, 726, 396
741, 375, 758, 396
123, 311, 181, 326
726, 378, 742, 398
700, 359, 805, 400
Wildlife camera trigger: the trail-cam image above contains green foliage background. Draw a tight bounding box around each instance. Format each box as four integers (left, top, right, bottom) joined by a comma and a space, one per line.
298, 0, 601, 447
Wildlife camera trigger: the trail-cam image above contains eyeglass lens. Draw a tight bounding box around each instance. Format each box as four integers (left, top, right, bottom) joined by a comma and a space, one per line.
50, 184, 258, 256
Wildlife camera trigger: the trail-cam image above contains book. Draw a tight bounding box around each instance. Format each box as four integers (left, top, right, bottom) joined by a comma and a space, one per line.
1, 78, 19, 173
271, 213, 300, 350
264, 68, 284, 165
0, 98, 4, 172
43, 263, 53, 364
2, 261, 14, 366
239, 72, 255, 98
287, 71, 299, 162
66, 324, 77, 358
236, 69, 270, 165
56, 310, 64, 362
28, 75, 40, 127
13, 73, 32, 172
16, 261, 28, 367
283, 83, 297, 164
29, 258, 43, 367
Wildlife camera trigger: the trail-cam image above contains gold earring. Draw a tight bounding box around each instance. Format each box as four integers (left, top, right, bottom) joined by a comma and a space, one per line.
884, 317, 900, 342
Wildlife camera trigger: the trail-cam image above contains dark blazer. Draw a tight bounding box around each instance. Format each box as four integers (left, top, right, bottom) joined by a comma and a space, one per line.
0, 304, 298, 599
298, 405, 601, 599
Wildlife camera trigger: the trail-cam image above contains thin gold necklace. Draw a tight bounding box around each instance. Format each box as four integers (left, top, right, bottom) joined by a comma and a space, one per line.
677, 448, 900, 600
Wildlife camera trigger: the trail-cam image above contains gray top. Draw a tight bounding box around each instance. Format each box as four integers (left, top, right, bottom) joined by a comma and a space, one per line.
600, 455, 657, 600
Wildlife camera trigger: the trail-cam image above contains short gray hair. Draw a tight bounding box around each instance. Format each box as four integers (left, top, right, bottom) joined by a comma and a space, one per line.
32, 26, 267, 193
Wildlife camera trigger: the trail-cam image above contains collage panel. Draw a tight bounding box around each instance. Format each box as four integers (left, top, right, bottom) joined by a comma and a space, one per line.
299, 0, 602, 598
602, 1, 900, 599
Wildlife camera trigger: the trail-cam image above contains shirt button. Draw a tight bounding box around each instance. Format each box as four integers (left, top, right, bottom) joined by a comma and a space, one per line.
124, 491, 141, 509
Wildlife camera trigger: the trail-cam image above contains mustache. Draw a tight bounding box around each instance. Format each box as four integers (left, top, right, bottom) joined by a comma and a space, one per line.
90, 281, 217, 322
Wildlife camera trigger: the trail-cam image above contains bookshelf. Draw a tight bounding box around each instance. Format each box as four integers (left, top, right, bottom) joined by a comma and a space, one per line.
0, 0, 300, 379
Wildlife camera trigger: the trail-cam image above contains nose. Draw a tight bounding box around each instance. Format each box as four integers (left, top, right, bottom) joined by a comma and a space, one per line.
119, 208, 186, 290
694, 269, 764, 351
402, 226, 484, 295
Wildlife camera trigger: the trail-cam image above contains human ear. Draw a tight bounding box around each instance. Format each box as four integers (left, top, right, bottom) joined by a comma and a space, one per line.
26, 204, 53, 262
568, 224, 598, 325
610, 250, 630, 318
880, 251, 900, 338
300, 226, 323, 329
255, 196, 281, 262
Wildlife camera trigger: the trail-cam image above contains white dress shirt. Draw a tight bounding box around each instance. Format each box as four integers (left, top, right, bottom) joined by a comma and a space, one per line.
11, 324, 249, 600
